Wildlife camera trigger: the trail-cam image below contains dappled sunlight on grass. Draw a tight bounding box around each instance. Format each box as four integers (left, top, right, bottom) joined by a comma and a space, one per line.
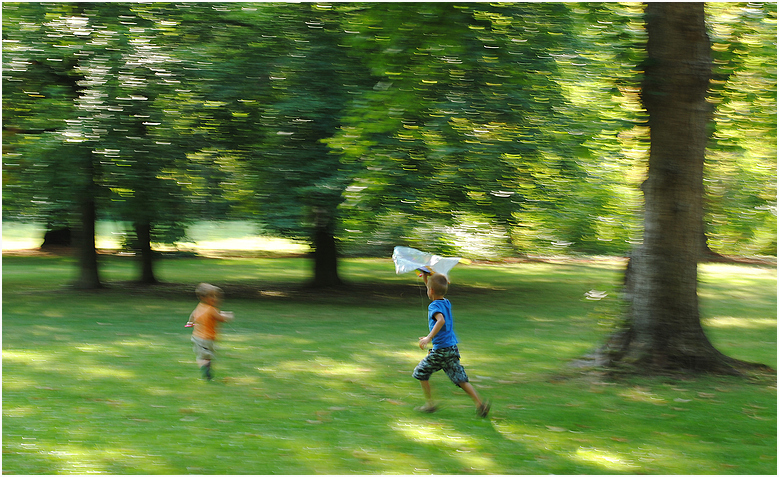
32, 441, 170, 474
619, 386, 668, 405
573, 447, 639, 472
3, 350, 53, 363
3, 404, 36, 417
391, 418, 498, 473
2, 256, 775, 474
307, 356, 376, 379
704, 317, 777, 329
77, 365, 137, 380
176, 237, 309, 253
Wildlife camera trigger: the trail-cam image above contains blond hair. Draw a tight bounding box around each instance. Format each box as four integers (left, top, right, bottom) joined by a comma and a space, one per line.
196, 283, 223, 301
427, 273, 449, 297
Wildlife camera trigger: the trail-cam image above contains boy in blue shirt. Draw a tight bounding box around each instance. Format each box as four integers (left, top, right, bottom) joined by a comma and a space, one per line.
413, 271, 490, 417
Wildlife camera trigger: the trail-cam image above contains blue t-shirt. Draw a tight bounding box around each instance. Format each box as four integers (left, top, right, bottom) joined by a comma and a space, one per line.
428, 298, 458, 349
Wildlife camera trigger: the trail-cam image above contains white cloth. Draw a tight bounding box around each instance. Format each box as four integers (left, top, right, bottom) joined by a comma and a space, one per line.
392, 246, 461, 277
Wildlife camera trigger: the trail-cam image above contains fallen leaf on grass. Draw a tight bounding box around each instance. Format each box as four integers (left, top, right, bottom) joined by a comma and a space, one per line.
546, 426, 567, 432
697, 392, 715, 399
352, 450, 379, 462
744, 413, 768, 421
610, 437, 629, 442
381, 399, 404, 405
673, 398, 692, 403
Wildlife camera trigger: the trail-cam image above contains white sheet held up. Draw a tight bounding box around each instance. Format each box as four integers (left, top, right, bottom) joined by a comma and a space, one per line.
392, 246, 461, 278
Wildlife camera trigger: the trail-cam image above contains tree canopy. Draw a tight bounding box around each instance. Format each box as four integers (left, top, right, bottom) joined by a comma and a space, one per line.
3, 2, 776, 287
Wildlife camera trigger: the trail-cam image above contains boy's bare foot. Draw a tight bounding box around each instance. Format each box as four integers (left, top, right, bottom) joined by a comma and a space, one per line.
415, 403, 438, 413
477, 400, 491, 418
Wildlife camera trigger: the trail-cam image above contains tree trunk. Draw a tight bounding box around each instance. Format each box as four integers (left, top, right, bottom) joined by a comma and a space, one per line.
602, 3, 743, 374
134, 219, 158, 284
311, 213, 342, 288
41, 227, 72, 248
73, 192, 102, 289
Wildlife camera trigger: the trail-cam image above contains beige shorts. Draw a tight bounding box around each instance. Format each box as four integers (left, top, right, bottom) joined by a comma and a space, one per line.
191, 335, 216, 361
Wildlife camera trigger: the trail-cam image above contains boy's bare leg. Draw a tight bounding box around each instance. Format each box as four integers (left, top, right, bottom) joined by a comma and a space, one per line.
417, 380, 437, 412
420, 380, 433, 404
197, 359, 212, 379
458, 382, 482, 406
459, 382, 490, 416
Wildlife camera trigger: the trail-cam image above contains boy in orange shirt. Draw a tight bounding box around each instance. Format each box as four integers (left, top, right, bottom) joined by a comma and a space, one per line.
185, 283, 234, 380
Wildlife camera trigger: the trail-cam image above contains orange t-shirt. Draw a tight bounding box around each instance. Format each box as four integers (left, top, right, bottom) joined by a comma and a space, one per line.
190, 303, 226, 340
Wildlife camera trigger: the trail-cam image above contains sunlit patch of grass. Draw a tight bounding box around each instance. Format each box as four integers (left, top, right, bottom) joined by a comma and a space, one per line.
572, 446, 642, 472
390, 418, 498, 473
2, 220, 309, 254
704, 317, 777, 329
619, 386, 668, 405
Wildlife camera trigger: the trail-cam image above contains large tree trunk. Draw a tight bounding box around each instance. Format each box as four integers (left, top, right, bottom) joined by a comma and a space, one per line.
311, 212, 342, 288
134, 219, 158, 284
73, 191, 102, 289
601, 3, 742, 373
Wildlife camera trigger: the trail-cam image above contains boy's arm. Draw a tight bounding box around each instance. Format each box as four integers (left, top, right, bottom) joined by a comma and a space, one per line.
214, 308, 234, 322
419, 313, 444, 349
185, 310, 195, 327
219, 311, 235, 322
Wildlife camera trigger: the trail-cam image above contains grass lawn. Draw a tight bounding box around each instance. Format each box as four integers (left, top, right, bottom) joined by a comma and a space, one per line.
2, 254, 776, 474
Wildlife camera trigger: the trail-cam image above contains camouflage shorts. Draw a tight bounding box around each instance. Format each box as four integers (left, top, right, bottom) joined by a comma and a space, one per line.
412, 345, 469, 385
191, 335, 216, 361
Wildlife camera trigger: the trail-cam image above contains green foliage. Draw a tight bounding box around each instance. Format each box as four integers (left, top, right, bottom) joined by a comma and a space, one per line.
2, 2, 776, 261
2, 256, 776, 474
330, 3, 586, 256
705, 2, 777, 256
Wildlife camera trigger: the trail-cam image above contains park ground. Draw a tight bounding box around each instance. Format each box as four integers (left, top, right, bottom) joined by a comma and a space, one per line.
2, 223, 777, 474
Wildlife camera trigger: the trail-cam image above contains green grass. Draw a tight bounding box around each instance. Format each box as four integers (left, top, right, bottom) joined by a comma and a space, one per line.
2, 255, 776, 474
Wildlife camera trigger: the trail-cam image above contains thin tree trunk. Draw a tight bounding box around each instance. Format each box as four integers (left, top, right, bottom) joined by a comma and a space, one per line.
134, 219, 157, 284
73, 192, 102, 289
311, 213, 342, 288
